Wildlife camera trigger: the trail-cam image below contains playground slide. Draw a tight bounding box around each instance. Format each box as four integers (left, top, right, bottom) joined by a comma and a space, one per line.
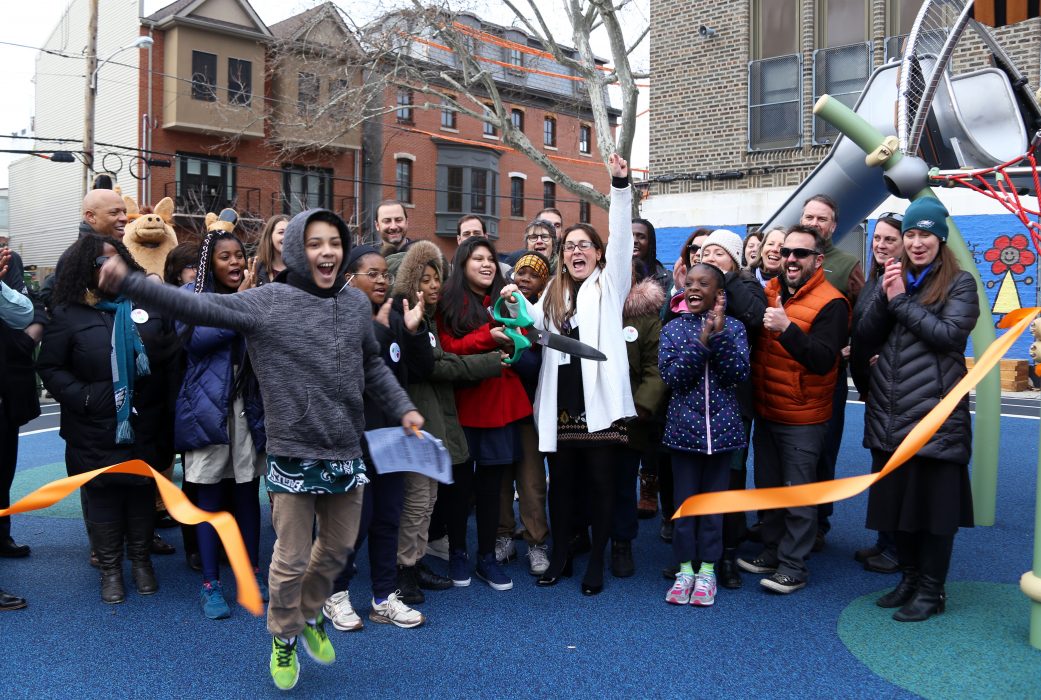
757, 62, 903, 241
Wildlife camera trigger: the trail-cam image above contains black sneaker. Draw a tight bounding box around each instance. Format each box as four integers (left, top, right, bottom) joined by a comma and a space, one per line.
863, 552, 899, 574
760, 572, 806, 594
737, 553, 778, 574
659, 520, 674, 543
395, 565, 425, 605
416, 561, 453, 591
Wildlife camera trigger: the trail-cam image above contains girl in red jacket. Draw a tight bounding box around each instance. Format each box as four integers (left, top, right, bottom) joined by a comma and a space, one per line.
438, 238, 531, 591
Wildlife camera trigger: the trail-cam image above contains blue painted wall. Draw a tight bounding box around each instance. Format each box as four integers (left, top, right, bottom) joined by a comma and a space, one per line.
658, 215, 1039, 359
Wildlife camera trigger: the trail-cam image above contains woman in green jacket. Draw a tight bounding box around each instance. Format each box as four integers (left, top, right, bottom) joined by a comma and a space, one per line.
612, 263, 668, 577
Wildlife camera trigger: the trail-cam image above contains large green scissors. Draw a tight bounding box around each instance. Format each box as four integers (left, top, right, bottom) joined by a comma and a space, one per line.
491, 292, 608, 365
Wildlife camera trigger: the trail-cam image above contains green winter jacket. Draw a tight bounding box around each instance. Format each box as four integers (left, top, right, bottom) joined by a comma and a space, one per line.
623, 278, 668, 451
392, 241, 502, 464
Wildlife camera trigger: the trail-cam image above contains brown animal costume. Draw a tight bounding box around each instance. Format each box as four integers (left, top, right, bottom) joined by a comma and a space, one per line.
123, 196, 178, 277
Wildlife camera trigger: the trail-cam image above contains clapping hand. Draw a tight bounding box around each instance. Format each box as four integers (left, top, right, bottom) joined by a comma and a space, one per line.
882, 257, 905, 301
375, 298, 393, 327
0, 248, 9, 279
239, 257, 259, 291
700, 290, 726, 345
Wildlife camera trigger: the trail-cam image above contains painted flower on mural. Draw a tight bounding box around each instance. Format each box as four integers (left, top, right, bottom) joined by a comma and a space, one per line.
984, 234, 1035, 275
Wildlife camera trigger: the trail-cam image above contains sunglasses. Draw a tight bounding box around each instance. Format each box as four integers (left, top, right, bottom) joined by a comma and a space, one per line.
780, 247, 819, 260
94, 255, 111, 268
878, 212, 904, 222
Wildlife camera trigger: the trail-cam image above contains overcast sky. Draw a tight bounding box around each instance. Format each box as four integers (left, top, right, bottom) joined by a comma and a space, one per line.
0, 0, 649, 188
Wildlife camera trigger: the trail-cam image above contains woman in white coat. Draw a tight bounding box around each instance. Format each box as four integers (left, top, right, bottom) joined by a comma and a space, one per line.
501, 153, 636, 595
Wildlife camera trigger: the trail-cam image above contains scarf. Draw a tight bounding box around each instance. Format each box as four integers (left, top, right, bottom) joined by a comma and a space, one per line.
94, 296, 151, 443
905, 263, 934, 295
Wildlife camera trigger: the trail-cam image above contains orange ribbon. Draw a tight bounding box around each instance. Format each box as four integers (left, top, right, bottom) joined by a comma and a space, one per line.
673, 307, 1039, 519
0, 460, 262, 615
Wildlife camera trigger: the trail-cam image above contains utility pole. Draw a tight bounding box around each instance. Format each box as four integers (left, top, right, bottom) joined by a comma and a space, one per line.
82, 0, 98, 195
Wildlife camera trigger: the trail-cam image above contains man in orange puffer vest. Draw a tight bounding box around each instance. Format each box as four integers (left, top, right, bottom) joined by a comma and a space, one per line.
738, 226, 850, 594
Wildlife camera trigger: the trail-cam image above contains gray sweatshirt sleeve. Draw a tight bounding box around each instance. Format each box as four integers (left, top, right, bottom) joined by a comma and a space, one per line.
121, 272, 263, 334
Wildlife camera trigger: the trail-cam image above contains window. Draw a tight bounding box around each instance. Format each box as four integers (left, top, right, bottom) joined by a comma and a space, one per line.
396, 159, 413, 204
176, 153, 234, 213
511, 109, 524, 132
748, 55, 802, 150
884, 0, 925, 61
191, 51, 217, 101
483, 105, 497, 137
543, 181, 556, 209
330, 78, 351, 119
510, 177, 524, 217
228, 58, 252, 106
471, 170, 489, 212
507, 47, 523, 71
436, 146, 501, 236
298, 72, 319, 117
752, 0, 799, 59
543, 117, 556, 147
446, 167, 464, 212
579, 125, 591, 154
282, 165, 332, 215
396, 88, 413, 123
579, 199, 590, 224
813, 42, 872, 143
441, 99, 457, 129
818, 0, 868, 48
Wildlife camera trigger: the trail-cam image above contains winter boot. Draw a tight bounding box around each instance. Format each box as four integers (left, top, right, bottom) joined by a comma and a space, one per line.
893, 533, 953, 622
126, 516, 159, 595
637, 473, 658, 519
877, 531, 919, 609
91, 520, 126, 604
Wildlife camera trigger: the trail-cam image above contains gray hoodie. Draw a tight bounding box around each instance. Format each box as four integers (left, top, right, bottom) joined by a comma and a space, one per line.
121, 209, 415, 462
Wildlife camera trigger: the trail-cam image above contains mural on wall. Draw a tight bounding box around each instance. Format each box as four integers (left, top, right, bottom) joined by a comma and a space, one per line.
984, 233, 1034, 315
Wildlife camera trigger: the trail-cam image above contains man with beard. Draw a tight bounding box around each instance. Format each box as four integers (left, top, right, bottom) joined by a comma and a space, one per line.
737, 225, 849, 594
800, 194, 863, 550
375, 200, 412, 256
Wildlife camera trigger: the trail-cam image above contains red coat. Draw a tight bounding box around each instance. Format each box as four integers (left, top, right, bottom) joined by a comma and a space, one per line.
438, 308, 533, 429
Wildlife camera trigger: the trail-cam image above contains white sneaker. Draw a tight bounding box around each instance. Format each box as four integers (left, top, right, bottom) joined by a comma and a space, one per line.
494, 535, 516, 564
323, 590, 363, 632
427, 535, 450, 561
369, 591, 425, 629
526, 543, 550, 575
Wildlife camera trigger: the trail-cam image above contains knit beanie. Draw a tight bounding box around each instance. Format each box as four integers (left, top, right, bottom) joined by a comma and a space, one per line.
902, 197, 949, 243
701, 229, 744, 270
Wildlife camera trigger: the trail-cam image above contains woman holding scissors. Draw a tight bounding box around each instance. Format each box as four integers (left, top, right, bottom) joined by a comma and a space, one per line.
500, 153, 636, 595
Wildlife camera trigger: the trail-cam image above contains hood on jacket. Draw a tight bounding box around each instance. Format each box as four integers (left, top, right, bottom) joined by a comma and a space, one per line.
281, 209, 352, 281
392, 240, 444, 304
624, 278, 666, 318
669, 290, 689, 315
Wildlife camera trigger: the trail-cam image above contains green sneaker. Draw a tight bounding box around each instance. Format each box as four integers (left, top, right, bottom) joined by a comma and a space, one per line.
269, 636, 299, 691
300, 612, 336, 665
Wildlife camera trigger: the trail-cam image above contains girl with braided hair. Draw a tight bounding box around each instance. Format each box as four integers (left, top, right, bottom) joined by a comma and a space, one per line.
174, 230, 267, 619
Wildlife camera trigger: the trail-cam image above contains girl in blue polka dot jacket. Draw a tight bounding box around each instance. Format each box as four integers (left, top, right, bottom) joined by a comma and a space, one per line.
658, 262, 750, 608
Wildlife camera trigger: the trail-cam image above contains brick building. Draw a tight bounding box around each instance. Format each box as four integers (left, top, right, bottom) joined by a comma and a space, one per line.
644, 1, 1041, 357
141, 0, 360, 243
362, 11, 616, 258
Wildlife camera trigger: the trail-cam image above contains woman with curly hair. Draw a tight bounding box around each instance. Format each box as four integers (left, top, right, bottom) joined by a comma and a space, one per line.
38, 234, 177, 604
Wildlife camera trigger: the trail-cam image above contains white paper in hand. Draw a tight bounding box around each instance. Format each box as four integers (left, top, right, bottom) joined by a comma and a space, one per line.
363, 427, 453, 484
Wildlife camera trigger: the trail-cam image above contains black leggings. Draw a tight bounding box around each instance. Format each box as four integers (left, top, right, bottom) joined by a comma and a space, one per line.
447, 462, 507, 557
547, 445, 617, 586
196, 478, 261, 582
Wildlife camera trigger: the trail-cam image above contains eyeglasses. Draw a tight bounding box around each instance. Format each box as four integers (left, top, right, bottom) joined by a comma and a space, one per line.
348, 271, 392, 282
94, 255, 110, 268
563, 240, 595, 252
780, 247, 819, 260
878, 212, 904, 222
526, 233, 553, 242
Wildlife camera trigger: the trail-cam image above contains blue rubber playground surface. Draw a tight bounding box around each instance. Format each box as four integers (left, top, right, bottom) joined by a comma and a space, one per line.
3, 403, 1041, 698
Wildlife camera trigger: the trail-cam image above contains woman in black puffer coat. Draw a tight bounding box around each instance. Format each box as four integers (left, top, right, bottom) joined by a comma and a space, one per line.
854, 197, 977, 623
38, 234, 176, 605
